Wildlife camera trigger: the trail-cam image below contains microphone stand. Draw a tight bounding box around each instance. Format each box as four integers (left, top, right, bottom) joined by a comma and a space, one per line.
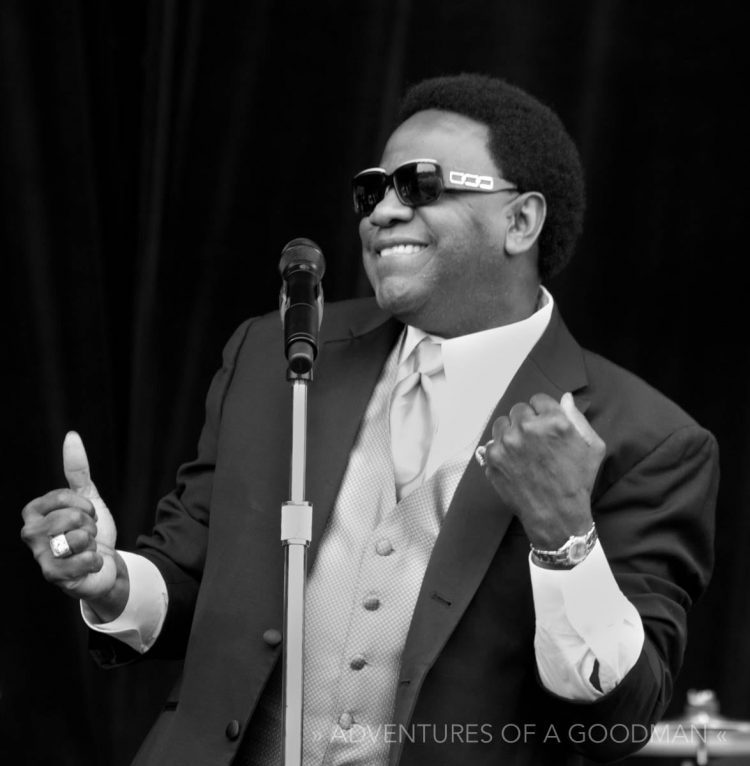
281, 365, 313, 766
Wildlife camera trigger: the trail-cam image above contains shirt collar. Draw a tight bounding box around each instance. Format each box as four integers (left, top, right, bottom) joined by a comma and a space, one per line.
399, 286, 554, 367
397, 286, 555, 472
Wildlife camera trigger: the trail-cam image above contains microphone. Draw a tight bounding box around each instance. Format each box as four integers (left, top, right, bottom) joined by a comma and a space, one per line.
279, 238, 326, 374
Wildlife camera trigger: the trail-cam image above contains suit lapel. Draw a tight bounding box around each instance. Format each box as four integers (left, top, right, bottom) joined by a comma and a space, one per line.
394, 307, 590, 725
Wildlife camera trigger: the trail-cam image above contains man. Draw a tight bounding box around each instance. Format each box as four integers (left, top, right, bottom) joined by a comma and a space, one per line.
21, 74, 718, 765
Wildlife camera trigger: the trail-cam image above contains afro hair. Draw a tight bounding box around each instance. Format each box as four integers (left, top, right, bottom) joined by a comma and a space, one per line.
397, 74, 585, 280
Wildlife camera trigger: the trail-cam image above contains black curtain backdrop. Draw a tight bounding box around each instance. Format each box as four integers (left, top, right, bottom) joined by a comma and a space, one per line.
2, 1, 747, 764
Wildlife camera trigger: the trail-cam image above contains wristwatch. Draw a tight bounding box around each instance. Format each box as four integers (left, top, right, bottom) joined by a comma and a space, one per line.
530, 524, 598, 568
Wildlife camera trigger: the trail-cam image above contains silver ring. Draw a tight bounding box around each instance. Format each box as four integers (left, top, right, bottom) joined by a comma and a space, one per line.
50, 533, 72, 558
474, 445, 487, 468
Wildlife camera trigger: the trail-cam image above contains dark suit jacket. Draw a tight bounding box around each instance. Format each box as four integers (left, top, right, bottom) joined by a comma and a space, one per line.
93, 298, 718, 766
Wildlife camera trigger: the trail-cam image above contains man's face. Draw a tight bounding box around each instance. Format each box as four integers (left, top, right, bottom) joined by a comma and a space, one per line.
359, 109, 520, 337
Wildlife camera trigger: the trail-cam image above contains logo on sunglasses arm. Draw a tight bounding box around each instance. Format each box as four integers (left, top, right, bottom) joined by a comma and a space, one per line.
448, 171, 495, 190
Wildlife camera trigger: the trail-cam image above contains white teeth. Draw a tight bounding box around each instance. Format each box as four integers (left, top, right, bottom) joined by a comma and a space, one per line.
380, 244, 426, 257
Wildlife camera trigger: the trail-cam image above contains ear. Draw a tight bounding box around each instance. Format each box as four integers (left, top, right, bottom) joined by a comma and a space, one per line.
503, 192, 546, 256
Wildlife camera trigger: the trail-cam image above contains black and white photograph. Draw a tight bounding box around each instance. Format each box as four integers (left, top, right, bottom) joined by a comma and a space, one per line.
2, 2, 748, 764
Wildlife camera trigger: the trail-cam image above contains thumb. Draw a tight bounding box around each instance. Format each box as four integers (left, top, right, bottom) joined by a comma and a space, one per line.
63, 431, 116, 549
63, 431, 99, 498
560, 393, 598, 446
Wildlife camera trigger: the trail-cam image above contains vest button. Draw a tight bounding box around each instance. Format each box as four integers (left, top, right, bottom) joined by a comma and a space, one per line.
362, 594, 380, 611
225, 719, 241, 740
262, 629, 282, 647
349, 654, 367, 670
338, 712, 354, 730
375, 538, 394, 556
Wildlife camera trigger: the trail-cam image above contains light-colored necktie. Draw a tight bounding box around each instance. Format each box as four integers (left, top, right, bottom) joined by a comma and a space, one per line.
389, 337, 443, 499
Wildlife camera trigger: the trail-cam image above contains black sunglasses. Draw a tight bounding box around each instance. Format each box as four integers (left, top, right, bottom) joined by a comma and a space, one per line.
352, 158, 518, 216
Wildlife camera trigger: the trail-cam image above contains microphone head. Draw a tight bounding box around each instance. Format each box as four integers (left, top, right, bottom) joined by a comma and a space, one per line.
279, 237, 326, 278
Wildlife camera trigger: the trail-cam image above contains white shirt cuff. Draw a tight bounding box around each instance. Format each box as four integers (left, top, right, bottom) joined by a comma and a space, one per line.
81, 551, 168, 654
529, 539, 645, 700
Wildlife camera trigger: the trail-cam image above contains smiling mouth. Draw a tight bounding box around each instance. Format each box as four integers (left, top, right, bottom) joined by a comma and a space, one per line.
379, 243, 427, 257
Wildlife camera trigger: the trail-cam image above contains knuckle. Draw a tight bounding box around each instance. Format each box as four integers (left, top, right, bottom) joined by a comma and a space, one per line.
40, 563, 59, 584
509, 403, 527, 418
73, 509, 88, 528
517, 418, 532, 435
84, 552, 103, 573
79, 514, 95, 533
500, 428, 521, 450
550, 413, 571, 434
486, 441, 502, 461
491, 419, 510, 443
492, 415, 509, 433
530, 393, 552, 410
52, 489, 72, 507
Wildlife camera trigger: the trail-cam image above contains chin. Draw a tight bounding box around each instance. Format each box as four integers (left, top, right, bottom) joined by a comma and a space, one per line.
373, 285, 422, 324
379, 299, 437, 333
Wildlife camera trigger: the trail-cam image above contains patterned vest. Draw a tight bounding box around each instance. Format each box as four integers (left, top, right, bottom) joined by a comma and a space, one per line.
237, 341, 484, 765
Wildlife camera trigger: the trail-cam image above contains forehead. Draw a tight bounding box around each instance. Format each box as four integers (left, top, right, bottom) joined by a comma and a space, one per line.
381, 109, 497, 173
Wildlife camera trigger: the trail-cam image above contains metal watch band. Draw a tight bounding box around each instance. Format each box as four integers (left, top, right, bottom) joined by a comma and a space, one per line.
530, 523, 598, 567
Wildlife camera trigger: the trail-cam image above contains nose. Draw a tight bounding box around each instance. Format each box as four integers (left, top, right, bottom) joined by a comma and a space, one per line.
368, 185, 415, 227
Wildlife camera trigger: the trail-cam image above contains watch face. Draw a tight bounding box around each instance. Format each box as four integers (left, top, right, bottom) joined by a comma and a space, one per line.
569, 540, 588, 563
